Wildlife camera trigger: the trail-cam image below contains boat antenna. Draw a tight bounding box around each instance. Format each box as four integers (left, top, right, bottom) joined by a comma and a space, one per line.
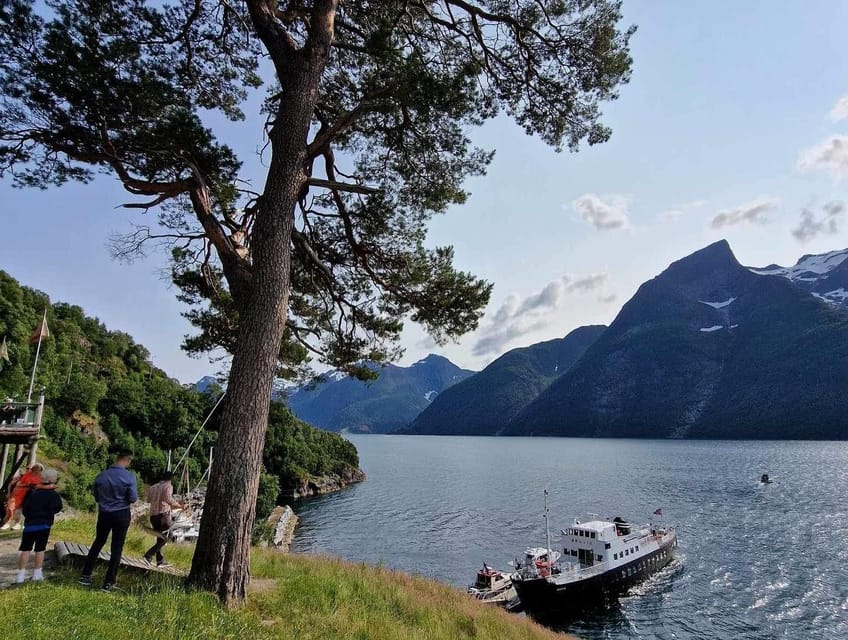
544, 488, 552, 568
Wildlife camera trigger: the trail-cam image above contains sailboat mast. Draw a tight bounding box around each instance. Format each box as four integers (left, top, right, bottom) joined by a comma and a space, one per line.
544, 489, 552, 567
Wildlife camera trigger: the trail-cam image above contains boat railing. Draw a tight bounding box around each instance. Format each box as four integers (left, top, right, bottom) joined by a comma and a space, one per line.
553, 560, 611, 582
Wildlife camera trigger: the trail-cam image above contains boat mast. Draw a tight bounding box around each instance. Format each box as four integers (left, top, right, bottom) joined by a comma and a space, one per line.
544, 488, 552, 566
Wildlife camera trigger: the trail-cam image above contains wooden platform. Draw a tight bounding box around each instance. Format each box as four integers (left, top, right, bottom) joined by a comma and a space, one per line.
0, 427, 39, 445
54, 541, 187, 578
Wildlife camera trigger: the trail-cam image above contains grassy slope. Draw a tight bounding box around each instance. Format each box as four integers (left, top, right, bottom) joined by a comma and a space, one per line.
0, 516, 564, 640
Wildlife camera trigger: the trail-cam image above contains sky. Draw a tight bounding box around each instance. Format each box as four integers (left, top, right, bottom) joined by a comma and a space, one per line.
3, 1, 848, 384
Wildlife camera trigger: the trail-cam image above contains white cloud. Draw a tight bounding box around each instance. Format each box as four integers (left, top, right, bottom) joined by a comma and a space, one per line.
792, 200, 845, 243
572, 194, 630, 230
709, 197, 779, 229
659, 209, 683, 222
829, 96, 848, 122
658, 199, 706, 222
797, 135, 848, 178
472, 273, 614, 356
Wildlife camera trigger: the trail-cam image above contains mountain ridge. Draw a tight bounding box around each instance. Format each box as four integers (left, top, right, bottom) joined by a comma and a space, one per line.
401, 326, 606, 435
284, 354, 474, 433
504, 240, 848, 440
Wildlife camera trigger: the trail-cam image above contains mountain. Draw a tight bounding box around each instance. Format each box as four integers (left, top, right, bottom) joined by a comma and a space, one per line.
284, 354, 474, 433
195, 375, 221, 393
504, 240, 848, 440
402, 326, 606, 435
750, 248, 848, 307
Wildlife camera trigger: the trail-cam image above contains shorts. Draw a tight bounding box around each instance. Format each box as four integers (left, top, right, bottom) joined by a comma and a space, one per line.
19, 529, 50, 552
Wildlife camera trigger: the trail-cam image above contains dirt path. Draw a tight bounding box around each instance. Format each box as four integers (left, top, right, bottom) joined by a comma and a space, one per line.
0, 533, 58, 588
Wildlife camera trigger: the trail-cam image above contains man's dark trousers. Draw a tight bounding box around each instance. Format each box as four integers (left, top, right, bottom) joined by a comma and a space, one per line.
81, 508, 131, 586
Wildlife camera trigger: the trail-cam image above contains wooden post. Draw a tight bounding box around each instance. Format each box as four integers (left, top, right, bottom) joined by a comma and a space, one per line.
0, 444, 8, 486
27, 395, 44, 466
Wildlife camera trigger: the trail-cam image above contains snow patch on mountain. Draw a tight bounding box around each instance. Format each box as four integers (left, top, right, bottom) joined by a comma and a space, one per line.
822, 288, 848, 301
699, 297, 736, 309
424, 390, 437, 401
700, 325, 723, 332
750, 249, 848, 280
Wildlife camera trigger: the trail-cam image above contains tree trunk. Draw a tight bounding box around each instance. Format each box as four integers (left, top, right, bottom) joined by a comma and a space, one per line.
187, 54, 324, 605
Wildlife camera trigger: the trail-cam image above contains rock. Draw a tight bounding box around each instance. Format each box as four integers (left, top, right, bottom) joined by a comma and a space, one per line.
266, 505, 298, 552
282, 468, 366, 500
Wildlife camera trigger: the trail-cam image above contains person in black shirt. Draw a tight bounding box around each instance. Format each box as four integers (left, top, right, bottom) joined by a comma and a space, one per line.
16, 468, 62, 583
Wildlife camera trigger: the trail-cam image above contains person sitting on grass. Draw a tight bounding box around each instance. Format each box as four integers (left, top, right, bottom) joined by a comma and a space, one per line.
16, 468, 62, 583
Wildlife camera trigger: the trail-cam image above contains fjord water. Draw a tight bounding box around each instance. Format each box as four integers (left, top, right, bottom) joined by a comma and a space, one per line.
291, 435, 848, 639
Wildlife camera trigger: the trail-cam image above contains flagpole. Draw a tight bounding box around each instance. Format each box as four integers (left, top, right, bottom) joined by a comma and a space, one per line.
27, 310, 47, 403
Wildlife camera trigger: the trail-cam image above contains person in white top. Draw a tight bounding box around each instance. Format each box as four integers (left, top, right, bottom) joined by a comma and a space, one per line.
143, 471, 184, 567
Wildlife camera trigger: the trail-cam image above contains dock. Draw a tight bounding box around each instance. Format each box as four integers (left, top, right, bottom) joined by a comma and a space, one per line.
54, 541, 187, 577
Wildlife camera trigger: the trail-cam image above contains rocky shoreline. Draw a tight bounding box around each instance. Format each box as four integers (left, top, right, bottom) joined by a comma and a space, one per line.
281, 468, 367, 500
265, 505, 298, 552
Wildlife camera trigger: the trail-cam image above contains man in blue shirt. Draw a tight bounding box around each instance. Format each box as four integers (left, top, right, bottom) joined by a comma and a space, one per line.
79, 450, 138, 591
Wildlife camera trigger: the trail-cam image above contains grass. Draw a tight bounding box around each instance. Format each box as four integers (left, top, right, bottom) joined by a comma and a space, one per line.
0, 516, 567, 640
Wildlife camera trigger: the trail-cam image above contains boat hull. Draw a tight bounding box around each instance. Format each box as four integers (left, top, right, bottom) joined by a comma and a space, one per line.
513, 536, 677, 620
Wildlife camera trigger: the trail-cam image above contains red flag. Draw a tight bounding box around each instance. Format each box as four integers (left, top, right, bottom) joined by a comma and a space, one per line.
0, 336, 9, 364
653, 508, 662, 516
29, 313, 49, 344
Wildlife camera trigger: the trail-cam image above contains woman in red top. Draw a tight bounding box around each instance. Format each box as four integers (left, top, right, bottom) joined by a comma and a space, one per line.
1, 463, 44, 530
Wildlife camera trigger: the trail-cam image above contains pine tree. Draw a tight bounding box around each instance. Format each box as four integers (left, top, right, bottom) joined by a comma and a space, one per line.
0, 0, 634, 604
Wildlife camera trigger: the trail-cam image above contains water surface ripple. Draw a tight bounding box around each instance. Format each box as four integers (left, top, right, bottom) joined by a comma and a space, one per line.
291, 435, 848, 639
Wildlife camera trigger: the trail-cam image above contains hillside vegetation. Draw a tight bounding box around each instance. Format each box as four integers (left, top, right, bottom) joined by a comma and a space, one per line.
0, 271, 359, 514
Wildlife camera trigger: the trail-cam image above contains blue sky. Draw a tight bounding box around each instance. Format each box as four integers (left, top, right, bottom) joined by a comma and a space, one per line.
3, 1, 848, 383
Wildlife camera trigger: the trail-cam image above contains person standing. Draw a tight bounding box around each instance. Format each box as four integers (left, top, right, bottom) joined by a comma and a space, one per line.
16, 468, 62, 583
2, 463, 44, 530
143, 471, 184, 567
78, 450, 138, 591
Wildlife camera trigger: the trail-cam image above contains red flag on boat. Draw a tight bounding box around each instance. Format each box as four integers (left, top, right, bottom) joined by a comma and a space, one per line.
653, 508, 662, 516
29, 313, 49, 344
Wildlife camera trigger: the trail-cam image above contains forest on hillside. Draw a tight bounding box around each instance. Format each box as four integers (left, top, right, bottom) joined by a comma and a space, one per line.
0, 271, 359, 517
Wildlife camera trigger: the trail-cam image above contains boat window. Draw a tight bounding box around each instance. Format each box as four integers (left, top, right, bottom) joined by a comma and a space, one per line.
605, 543, 611, 549
590, 532, 596, 539
597, 555, 602, 562
613, 553, 618, 560
636, 545, 639, 551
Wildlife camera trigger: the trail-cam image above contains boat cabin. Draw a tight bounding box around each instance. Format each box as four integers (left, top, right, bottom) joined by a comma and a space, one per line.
561, 518, 642, 568
473, 568, 507, 591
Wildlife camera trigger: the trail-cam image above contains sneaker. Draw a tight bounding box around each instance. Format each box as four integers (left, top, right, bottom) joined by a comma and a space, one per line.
157, 560, 172, 568
0, 523, 10, 530
78, 575, 92, 587
11, 523, 21, 531
101, 583, 117, 592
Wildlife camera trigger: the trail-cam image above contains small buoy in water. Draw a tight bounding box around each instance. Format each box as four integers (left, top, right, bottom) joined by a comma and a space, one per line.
760, 473, 771, 484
